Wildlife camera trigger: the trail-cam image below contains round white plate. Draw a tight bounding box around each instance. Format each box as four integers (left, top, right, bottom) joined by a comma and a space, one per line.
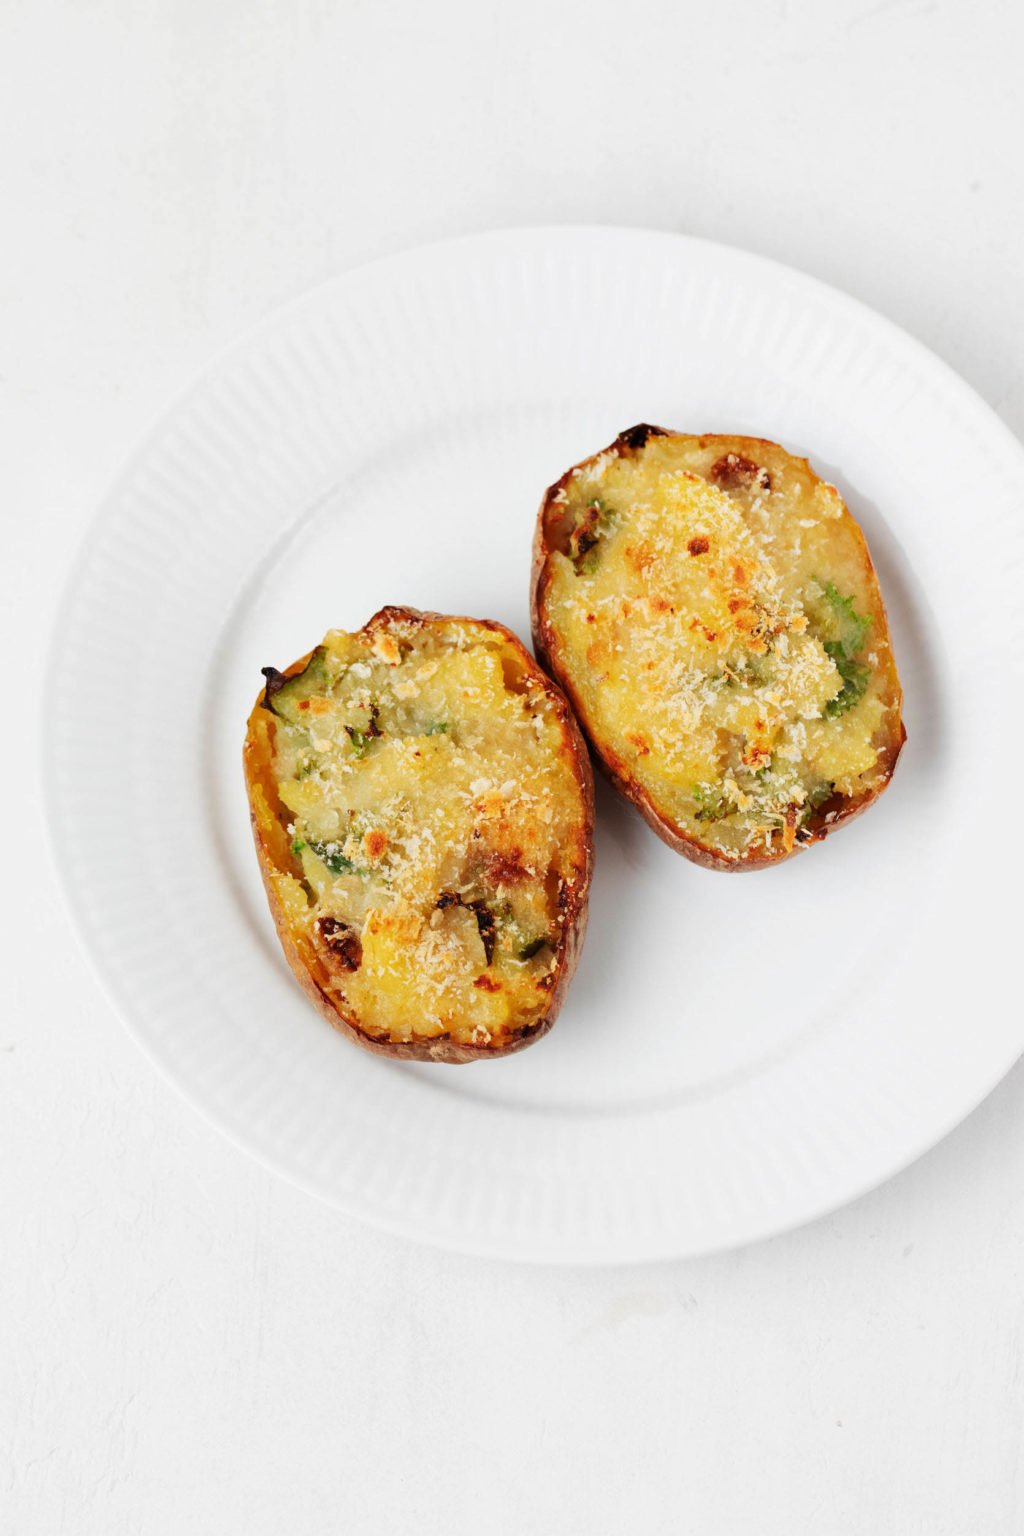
47, 227, 1023, 1263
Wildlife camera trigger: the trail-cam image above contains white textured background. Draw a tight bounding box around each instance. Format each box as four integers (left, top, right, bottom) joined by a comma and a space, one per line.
4, 0, 1024, 1530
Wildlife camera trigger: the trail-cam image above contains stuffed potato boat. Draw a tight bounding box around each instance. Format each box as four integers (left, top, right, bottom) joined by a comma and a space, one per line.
244, 607, 594, 1060
532, 427, 905, 870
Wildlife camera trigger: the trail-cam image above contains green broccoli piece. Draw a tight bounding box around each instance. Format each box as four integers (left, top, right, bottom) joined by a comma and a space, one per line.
692, 782, 737, 823
823, 644, 871, 717
822, 581, 872, 658
814, 581, 872, 717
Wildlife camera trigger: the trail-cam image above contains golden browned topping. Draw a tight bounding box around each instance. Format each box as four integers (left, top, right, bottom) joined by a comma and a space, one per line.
247, 611, 591, 1050
535, 431, 904, 865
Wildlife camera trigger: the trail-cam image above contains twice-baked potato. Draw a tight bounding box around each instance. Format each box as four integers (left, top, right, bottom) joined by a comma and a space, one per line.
532, 427, 905, 870
244, 607, 594, 1060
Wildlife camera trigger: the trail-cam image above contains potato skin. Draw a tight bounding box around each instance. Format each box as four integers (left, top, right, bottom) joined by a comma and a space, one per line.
531, 428, 906, 871
244, 606, 594, 1061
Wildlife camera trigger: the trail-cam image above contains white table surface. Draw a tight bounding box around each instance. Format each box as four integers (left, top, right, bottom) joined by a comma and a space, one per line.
4, 0, 1023, 1530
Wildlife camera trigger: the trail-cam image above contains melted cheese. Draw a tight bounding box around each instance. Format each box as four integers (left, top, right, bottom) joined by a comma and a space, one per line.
269, 617, 586, 1047
544, 435, 901, 860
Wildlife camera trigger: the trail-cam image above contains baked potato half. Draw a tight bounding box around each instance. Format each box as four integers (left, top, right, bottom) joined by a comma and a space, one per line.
532, 427, 905, 870
244, 607, 594, 1060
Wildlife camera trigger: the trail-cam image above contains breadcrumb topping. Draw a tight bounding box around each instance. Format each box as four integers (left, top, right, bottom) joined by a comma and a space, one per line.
543, 435, 900, 860
270, 618, 588, 1044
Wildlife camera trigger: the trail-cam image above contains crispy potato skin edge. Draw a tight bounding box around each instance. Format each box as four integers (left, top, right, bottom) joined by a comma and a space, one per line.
530, 427, 906, 872
243, 606, 595, 1061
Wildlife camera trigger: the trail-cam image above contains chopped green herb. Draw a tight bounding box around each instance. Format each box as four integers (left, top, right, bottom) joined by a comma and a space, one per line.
291, 838, 307, 856
425, 721, 449, 736
304, 839, 362, 876
692, 782, 737, 823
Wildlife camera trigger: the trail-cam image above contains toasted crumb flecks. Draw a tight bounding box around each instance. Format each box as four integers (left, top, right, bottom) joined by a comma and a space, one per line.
532, 429, 905, 869
244, 608, 593, 1059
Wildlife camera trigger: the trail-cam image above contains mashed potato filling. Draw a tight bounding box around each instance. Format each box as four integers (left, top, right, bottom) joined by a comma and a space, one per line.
543, 435, 901, 860
259, 615, 588, 1047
